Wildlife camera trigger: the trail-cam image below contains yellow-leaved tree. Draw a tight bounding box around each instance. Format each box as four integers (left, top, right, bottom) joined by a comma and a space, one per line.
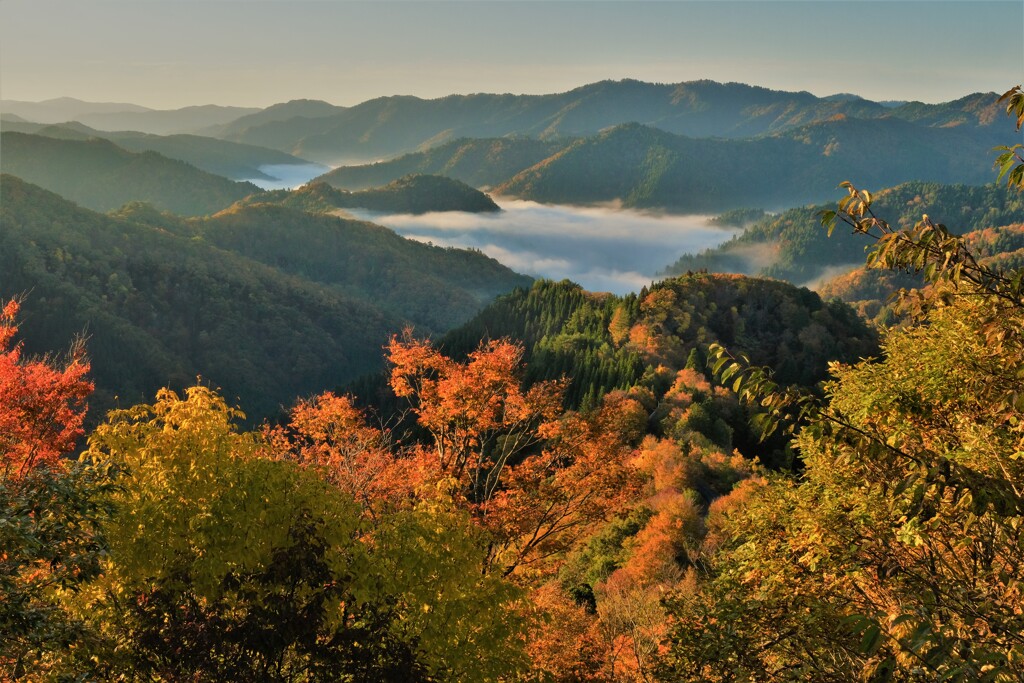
61, 385, 527, 682
659, 86, 1024, 682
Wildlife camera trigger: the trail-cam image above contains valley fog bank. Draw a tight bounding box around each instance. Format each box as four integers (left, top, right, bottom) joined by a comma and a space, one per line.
350, 199, 739, 295
246, 163, 329, 190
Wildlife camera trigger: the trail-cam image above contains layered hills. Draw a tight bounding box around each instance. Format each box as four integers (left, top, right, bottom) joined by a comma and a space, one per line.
0, 175, 529, 420
663, 181, 1024, 284
313, 115, 1003, 213
0, 120, 321, 180
495, 119, 1002, 212
0, 98, 259, 134
210, 79, 1004, 163
0, 132, 260, 215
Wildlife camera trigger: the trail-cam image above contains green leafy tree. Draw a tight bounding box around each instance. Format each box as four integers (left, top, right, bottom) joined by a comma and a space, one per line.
660, 90, 1024, 682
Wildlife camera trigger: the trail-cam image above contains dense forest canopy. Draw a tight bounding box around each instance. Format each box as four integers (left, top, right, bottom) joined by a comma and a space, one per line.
2, 84, 1023, 681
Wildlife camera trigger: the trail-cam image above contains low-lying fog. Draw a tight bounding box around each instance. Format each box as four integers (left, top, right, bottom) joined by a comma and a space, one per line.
350, 199, 740, 295
247, 163, 328, 190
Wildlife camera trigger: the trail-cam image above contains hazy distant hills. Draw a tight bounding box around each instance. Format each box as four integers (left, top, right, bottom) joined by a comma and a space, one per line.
0, 120, 321, 180
0, 132, 260, 215
494, 117, 1001, 212
0, 97, 151, 123
237, 175, 500, 214
209, 79, 1004, 164
0, 175, 529, 420
316, 137, 570, 190
5, 82, 1007, 167
0, 97, 259, 134
663, 181, 1024, 284
197, 99, 347, 138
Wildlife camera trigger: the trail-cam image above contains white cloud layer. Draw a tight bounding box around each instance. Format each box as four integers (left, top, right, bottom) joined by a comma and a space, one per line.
351, 199, 738, 295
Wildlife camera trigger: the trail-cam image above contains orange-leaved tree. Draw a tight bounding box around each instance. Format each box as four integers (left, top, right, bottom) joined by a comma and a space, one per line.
386, 333, 638, 577
267, 391, 421, 519
1, 299, 93, 479
1, 298, 106, 677
387, 333, 565, 504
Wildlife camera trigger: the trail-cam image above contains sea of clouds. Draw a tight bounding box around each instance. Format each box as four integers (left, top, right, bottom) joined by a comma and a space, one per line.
349, 199, 740, 295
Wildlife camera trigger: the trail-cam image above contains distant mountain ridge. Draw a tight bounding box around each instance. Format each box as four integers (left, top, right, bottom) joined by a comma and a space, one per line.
0, 96, 151, 122
198, 99, 347, 138
0, 97, 258, 134
208, 79, 1002, 164
0, 120, 321, 180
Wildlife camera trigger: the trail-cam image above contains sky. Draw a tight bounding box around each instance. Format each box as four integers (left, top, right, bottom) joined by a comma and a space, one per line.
1, 0, 1020, 109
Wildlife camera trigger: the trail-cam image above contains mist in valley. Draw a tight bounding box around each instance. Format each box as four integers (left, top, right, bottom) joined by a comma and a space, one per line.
247, 163, 330, 190
350, 199, 739, 295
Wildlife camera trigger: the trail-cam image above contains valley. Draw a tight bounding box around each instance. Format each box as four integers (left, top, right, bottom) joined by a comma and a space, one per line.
3, 2, 1024, 676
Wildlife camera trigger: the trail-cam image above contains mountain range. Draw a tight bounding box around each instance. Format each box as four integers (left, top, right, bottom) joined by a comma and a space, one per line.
210, 80, 1005, 164
3, 80, 1013, 216
0, 97, 259, 134
0, 174, 529, 421
0, 119, 322, 180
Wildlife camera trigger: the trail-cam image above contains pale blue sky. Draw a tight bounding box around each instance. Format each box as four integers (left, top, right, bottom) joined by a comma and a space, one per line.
1, 0, 1020, 108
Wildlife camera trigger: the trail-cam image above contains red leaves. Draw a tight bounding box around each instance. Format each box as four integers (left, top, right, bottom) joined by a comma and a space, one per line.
269, 392, 420, 516
0, 300, 93, 479
387, 333, 564, 492
386, 334, 637, 578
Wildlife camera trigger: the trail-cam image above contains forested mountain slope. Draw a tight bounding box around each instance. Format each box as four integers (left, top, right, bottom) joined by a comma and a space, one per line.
236, 175, 500, 214
0, 175, 529, 420
664, 181, 1024, 283
415, 275, 877, 468
0, 132, 260, 215
495, 119, 1002, 212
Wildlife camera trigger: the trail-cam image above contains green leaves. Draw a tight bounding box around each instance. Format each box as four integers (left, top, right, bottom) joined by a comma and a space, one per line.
993, 144, 1024, 189
997, 84, 1024, 131
706, 342, 822, 442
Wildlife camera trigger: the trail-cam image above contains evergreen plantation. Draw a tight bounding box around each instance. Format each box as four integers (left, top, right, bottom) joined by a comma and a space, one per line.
2, 81, 1024, 681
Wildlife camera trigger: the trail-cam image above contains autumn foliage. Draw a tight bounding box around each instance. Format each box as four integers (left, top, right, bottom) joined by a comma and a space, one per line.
386, 333, 638, 578
0, 300, 93, 479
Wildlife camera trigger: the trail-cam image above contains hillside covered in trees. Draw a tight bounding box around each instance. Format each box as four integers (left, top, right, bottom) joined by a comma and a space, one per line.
3, 75, 1024, 683
237, 175, 500, 215
0, 133, 261, 216
0, 175, 528, 421
664, 181, 1024, 283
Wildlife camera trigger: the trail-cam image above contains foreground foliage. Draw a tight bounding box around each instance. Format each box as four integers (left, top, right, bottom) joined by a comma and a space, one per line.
660, 86, 1024, 681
